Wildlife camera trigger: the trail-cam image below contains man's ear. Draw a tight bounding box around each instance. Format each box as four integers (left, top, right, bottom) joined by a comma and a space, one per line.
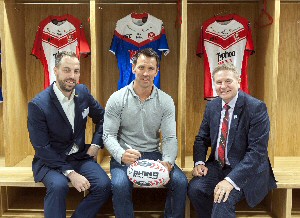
155, 68, 159, 77
54, 67, 58, 76
132, 64, 136, 74
238, 77, 241, 88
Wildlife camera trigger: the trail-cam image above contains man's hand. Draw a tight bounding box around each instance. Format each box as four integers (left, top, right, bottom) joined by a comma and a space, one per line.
87, 145, 99, 161
192, 164, 208, 177
214, 179, 234, 203
121, 149, 141, 165
68, 171, 90, 192
158, 161, 173, 173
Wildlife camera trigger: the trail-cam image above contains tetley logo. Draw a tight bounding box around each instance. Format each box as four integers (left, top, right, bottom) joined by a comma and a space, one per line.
217, 50, 236, 63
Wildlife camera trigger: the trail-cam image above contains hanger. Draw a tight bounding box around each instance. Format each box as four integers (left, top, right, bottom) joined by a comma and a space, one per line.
214, 10, 231, 18
214, 10, 234, 23
255, 0, 273, 28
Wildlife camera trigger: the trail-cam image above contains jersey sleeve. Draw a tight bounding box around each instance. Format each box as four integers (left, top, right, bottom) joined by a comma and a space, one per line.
245, 22, 255, 55
158, 24, 170, 56
78, 23, 91, 56
31, 25, 43, 59
109, 31, 120, 55
196, 26, 204, 57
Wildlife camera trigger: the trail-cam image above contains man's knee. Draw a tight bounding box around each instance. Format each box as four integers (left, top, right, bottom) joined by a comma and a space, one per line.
47, 179, 69, 195
112, 175, 132, 192
170, 170, 188, 190
92, 175, 111, 194
188, 178, 207, 197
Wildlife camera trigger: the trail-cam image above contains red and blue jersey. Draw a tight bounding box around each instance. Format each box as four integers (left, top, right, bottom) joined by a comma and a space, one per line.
0, 87, 3, 103
110, 13, 169, 89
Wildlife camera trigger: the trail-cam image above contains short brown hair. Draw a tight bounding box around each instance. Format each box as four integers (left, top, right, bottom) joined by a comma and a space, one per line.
55, 51, 78, 67
132, 48, 160, 68
212, 63, 240, 80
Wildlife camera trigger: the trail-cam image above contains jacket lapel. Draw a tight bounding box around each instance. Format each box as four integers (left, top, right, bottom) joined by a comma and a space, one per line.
212, 98, 222, 149
227, 91, 244, 153
73, 92, 81, 135
50, 84, 72, 129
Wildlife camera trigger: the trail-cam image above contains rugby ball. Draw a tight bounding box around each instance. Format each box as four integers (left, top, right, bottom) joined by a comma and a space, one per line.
127, 159, 170, 187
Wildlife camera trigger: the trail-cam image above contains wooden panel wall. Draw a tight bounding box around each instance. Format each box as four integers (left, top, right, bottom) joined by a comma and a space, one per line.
0, 0, 3, 157
186, 3, 258, 156
255, 0, 279, 165
277, 3, 300, 156
97, 3, 179, 108
2, 1, 28, 166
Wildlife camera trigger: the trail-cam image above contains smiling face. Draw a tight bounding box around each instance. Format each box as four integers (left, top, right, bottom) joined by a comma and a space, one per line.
54, 55, 80, 97
213, 69, 241, 103
132, 54, 158, 90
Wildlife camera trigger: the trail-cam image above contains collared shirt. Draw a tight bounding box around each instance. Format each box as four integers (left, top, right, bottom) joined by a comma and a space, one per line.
103, 82, 178, 165
215, 93, 238, 165
53, 82, 78, 155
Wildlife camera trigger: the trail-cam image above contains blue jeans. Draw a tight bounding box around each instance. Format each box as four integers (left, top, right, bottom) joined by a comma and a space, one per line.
110, 151, 188, 218
42, 159, 111, 218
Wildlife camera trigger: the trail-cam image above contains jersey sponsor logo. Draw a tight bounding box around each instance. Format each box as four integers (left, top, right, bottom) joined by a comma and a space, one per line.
217, 50, 236, 63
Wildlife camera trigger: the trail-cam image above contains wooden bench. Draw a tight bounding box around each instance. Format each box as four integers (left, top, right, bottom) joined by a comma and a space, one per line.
1, 157, 300, 217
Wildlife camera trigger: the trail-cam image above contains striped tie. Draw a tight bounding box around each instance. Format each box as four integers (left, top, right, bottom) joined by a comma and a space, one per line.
218, 104, 230, 167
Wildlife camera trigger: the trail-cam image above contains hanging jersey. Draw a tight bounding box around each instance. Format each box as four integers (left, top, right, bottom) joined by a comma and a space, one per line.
32, 14, 90, 89
0, 87, 3, 103
197, 14, 254, 100
110, 13, 169, 89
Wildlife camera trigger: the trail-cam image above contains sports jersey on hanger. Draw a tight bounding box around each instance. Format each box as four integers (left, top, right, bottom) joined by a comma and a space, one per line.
32, 14, 90, 89
110, 12, 169, 89
197, 14, 254, 100
0, 87, 3, 103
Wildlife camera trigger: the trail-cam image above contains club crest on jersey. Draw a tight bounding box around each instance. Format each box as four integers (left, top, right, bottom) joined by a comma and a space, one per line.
148, 32, 156, 40
234, 32, 240, 40
67, 34, 74, 43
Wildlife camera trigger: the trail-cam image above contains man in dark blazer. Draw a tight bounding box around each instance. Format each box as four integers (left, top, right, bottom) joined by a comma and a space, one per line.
188, 63, 277, 218
28, 51, 111, 218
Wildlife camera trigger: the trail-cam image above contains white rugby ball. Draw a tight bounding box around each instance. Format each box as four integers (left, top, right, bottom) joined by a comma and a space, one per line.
127, 159, 170, 187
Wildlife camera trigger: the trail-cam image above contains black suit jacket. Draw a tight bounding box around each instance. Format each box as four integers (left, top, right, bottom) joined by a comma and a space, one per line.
28, 84, 105, 182
194, 91, 276, 207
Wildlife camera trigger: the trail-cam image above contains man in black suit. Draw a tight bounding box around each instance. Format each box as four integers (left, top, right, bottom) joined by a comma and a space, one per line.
188, 63, 276, 218
28, 51, 110, 218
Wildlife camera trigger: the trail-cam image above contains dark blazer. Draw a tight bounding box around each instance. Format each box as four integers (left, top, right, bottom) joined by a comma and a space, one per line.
28, 84, 105, 182
193, 90, 277, 207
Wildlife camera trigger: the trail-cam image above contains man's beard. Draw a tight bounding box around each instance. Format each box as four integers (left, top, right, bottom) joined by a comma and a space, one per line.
57, 78, 76, 93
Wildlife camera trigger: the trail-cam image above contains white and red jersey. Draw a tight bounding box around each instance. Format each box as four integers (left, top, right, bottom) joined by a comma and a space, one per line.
197, 14, 254, 99
32, 14, 90, 89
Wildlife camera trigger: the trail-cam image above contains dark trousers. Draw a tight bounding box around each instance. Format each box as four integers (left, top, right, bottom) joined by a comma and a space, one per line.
188, 161, 245, 218
42, 159, 111, 218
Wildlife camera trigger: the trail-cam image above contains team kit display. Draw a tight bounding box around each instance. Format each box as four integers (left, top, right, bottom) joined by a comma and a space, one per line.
32, 13, 254, 100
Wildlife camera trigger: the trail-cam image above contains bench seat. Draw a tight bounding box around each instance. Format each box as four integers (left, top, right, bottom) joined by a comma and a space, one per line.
1, 156, 300, 217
